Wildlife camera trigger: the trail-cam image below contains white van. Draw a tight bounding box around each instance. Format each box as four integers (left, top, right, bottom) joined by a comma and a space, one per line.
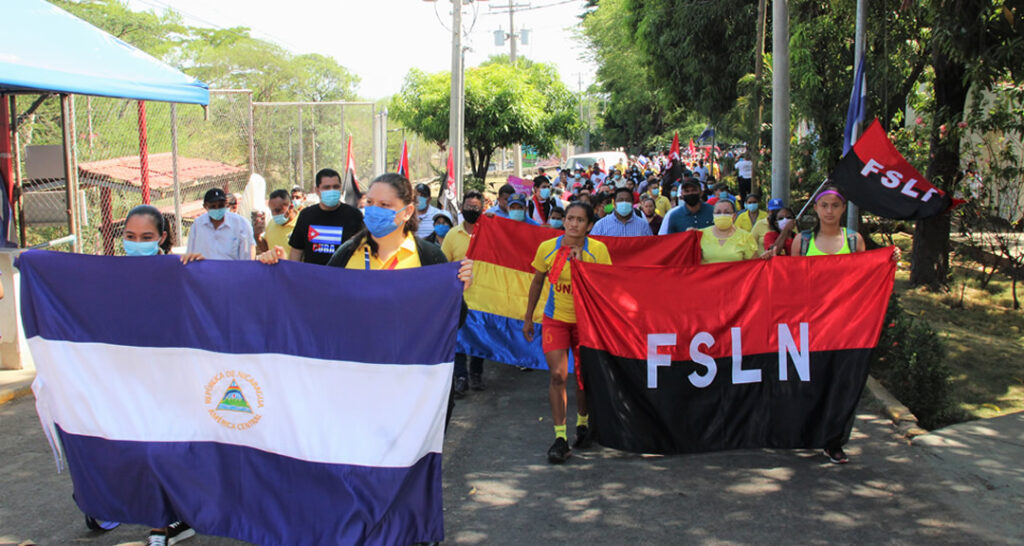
562, 151, 629, 172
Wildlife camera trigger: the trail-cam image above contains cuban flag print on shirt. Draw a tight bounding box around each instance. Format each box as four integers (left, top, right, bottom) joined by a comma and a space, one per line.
308, 224, 344, 255
20, 251, 462, 545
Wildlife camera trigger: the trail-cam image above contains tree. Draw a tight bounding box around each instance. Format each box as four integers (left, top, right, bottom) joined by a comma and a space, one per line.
390, 58, 581, 181
911, 0, 1022, 289
580, 0, 674, 151
50, 0, 186, 58
630, 0, 759, 124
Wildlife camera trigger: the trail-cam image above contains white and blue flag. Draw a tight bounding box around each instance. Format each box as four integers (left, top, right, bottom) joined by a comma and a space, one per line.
20, 251, 461, 545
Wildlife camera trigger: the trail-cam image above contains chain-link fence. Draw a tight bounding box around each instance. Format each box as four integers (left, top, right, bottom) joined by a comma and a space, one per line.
253, 101, 377, 194
11, 90, 251, 254
9, 91, 449, 255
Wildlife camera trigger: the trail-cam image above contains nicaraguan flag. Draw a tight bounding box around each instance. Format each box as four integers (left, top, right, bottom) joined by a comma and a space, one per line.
21, 251, 462, 545
843, 56, 867, 155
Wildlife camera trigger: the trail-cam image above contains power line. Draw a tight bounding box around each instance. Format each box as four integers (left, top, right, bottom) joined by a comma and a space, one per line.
485, 0, 580, 15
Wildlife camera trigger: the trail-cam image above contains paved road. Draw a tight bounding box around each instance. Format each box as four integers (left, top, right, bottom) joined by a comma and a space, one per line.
0, 364, 1016, 545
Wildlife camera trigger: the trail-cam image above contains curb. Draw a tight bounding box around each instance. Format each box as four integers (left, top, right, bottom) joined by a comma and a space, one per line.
0, 371, 34, 407
864, 375, 929, 438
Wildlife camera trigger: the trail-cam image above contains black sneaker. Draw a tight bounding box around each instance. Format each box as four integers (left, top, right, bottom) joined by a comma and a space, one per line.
453, 377, 468, 399
167, 521, 196, 545
824, 446, 849, 464
573, 425, 593, 449
470, 373, 486, 391
547, 437, 571, 464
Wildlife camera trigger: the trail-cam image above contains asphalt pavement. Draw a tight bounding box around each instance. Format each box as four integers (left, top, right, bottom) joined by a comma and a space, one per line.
1, 363, 1021, 545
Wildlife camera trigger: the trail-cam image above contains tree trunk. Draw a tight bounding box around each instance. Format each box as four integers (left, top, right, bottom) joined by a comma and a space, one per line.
470, 146, 494, 181
909, 46, 968, 289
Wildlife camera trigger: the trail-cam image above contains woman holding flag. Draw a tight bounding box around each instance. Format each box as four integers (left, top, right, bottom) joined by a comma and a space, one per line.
118, 204, 203, 545
257, 173, 473, 437
523, 202, 612, 464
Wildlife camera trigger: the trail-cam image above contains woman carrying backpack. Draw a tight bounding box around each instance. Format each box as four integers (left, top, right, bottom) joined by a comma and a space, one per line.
789, 186, 866, 257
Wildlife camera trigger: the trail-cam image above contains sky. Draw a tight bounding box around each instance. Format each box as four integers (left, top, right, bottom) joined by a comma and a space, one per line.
126, 0, 598, 100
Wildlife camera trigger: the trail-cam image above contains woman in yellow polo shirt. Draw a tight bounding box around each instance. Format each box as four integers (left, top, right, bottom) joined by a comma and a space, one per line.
700, 199, 759, 263
260, 173, 472, 277
523, 202, 612, 464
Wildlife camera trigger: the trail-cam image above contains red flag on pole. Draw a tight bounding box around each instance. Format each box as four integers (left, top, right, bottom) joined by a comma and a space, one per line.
688, 139, 696, 157
397, 140, 409, 179
669, 132, 680, 161
342, 136, 363, 207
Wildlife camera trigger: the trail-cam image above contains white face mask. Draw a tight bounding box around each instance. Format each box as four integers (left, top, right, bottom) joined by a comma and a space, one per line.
777, 217, 793, 231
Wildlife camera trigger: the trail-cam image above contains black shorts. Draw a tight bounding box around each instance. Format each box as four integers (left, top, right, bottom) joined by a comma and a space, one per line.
737, 177, 752, 196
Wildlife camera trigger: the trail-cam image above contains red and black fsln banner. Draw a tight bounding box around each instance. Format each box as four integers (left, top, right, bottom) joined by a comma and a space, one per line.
832, 119, 960, 219
571, 249, 896, 454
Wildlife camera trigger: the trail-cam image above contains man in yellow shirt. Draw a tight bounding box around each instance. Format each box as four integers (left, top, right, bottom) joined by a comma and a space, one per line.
264, 189, 297, 258
645, 177, 672, 216
441, 190, 487, 396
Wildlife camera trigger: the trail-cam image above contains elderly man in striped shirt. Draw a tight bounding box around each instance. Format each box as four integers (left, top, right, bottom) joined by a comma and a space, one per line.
589, 187, 652, 237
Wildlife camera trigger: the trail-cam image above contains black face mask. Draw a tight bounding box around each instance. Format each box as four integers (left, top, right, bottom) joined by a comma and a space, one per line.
682, 193, 701, 206
462, 209, 482, 224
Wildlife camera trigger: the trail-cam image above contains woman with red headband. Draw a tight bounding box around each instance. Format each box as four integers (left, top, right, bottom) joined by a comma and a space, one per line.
790, 185, 866, 257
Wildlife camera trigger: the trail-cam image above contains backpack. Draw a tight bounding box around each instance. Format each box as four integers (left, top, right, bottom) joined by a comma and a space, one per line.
799, 229, 859, 256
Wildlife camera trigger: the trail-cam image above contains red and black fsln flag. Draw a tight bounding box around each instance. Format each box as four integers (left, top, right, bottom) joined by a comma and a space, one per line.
571, 249, 896, 455
832, 119, 959, 219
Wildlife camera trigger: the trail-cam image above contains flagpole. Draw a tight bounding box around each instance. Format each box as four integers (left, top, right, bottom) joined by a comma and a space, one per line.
847, 0, 867, 231
795, 177, 829, 221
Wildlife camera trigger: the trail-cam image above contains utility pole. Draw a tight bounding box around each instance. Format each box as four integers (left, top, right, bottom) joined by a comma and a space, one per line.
847, 0, 867, 231
771, 0, 790, 204
752, 0, 767, 192
577, 73, 590, 154
448, 0, 464, 198
509, 0, 523, 178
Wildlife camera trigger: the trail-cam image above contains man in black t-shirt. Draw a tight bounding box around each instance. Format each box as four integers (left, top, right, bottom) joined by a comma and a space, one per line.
288, 168, 364, 265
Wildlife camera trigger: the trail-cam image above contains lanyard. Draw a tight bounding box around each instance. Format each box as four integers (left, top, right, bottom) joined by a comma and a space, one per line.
365, 247, 399, 270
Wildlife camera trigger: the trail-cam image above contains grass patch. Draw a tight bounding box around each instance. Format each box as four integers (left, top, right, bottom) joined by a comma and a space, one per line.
874, 231, 1024, 423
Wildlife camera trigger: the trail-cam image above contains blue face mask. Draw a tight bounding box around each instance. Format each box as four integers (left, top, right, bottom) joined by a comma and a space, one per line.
207, 207, 226, 221
363, 206, 401, 238
539, 188, 551, 200
123, 239, 160, 257
745, 203, 759, 212
417, 196, 428, 210
320, 189, 342, 207
651, 188, 660, 197
272, 213, 288, 225
509, 209, 526, 221
434, 224, 451, 238
550, 219, 564, 229
671, 190, 679, 198
615, 201, 634, 217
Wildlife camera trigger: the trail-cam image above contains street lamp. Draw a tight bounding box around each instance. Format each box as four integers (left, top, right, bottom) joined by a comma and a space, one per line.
424, 0, 487, 203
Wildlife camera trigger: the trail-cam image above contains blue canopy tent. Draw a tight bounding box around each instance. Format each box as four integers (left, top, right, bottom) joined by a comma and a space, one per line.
0, 0, 211, 250
0, 0, 209, 104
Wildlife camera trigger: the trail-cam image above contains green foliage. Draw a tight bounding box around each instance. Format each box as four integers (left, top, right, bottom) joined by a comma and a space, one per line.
580, 0, 674, 151
47, 0, 360, 103
870, 293, 962, 429
630, 0, 758, 123
390, 57, 581, 180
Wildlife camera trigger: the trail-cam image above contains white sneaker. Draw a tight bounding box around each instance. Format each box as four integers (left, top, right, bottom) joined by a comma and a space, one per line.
147, 533, 167, 546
